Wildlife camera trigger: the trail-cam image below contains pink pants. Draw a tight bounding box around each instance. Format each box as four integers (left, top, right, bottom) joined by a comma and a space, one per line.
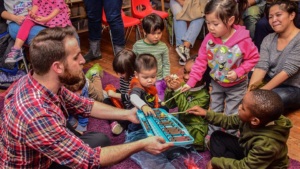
17, 19, 36, 41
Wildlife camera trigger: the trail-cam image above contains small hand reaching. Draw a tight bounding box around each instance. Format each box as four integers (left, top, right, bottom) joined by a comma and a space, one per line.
35, 16, 49, 23
186, 105, 207, 116
141, 105, 155, 116
180, 84, 191, 92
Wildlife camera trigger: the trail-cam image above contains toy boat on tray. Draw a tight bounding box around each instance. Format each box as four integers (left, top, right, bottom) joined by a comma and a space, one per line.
137, 108, 194, 146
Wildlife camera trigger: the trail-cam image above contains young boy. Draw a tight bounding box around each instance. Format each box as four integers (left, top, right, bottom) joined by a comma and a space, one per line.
133, 13, 170, 101
187, 89, 292, 168
66, 63, 105, 134
164, 56, 210, 151
127, 53, 159, 131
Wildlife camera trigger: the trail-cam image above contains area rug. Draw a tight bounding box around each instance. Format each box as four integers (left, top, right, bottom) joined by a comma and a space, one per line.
0, 71, 300, 168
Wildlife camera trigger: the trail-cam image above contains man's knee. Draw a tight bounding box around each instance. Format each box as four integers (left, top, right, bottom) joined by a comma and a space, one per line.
80, 132, 111, 148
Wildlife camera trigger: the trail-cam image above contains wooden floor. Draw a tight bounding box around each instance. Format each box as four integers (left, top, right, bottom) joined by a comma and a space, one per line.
79, 28, 300, 162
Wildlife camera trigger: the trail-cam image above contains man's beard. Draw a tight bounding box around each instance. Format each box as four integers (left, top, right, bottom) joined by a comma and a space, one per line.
58, 66, 84, 86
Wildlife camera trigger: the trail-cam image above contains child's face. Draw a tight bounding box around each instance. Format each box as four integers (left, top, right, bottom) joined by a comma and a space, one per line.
205, 12, 234, 40
183, 60, 193, 83
135, 68, 157, 88
144, 29, 162, 44
238, 92, 255, 122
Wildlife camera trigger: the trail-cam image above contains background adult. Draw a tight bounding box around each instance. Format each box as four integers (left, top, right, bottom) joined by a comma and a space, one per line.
83, 0, 125, 61
243, 0, 266, 39
3, 0, 46, 44
0, 0, 14, 69
249, 0, 300, 112
170, 0, 206, 65
254, 0, 300, 51
0, 26, 173, 168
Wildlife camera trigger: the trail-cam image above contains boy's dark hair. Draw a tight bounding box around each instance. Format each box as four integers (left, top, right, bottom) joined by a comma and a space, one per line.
64, 77, 86, 92
269, 0, 298, 26
134, 54, 157, 73
113, 49, 136, 81
204, 0, 244, 25
250, 89, 284, 126
142, 13, 165, 34
30, 26, 77, 75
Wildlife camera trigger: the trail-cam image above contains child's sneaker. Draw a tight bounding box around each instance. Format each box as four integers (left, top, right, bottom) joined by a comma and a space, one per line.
110, 121, 123, 135
85, 63, 103, 79
175, 45, 190, 62
5, 47, 24, 63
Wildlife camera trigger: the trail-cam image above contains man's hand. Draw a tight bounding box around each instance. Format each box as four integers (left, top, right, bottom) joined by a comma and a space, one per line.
206, 160, 213, 169
141, 105, 155, 116
127, 108, 140, 124
186, 105, 207, 116
141, 136, 173, 154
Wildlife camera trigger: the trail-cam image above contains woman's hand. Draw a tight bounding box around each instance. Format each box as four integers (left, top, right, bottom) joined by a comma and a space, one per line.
226, 70, 238, 81
186, 105, 207, 116
14, 15, 26, 25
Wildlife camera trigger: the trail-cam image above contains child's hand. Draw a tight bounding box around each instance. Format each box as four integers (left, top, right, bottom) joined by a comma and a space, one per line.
28, 9, 36, 19
180, 84, 191, 92
141, 105, 155, 116
35, 16, 49, 23
186, 105, 207, 116
107, 90, 116, 97
226, 71, 238, 81
169, 79, 181, 90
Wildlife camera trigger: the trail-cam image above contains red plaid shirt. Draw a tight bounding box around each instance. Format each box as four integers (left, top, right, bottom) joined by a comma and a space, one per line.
0, 72, 101, 168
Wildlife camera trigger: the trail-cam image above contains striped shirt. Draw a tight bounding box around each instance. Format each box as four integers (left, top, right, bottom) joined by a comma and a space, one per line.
120, 76, 132, 109
133, 39, 170, 80
0, 72, 101, 168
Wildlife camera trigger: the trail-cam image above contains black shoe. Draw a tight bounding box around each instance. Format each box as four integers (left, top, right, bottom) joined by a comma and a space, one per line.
84, 50, 102, 62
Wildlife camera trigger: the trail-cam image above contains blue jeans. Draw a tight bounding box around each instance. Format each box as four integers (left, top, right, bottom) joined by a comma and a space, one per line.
8, 22, 80, 45
242, 1, 266, 39
125, 129, 203, 169
272, 85, 300, 111
83, 0, 125, 46
170, 0, 204, 48
8, 22, 45, 45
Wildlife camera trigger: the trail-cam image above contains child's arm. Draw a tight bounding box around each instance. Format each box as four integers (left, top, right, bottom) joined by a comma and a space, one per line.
108, 90, 122, 99
35, 8, 59, 23
233, 39, 260, 79
28, 5, 38, 19
130, 94, 154, 116
162, 44, 170, 78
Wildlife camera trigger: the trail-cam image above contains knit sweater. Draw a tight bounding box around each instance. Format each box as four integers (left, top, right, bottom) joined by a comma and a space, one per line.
133, 39, 170, 80
256, 32, 300, 88
205, 111, 292, 169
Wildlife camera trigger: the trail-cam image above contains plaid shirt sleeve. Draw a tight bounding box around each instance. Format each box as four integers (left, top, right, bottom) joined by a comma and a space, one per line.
25, 106, 101, 168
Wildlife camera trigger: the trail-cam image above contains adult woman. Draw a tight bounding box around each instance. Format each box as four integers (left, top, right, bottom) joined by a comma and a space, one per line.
170, 0, 206, 65
249, 0, 300, 112
2, 0, 46, 44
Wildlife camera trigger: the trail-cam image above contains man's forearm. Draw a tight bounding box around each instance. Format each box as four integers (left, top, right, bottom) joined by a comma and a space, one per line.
100, 139, 145, 166
90, 101, 128, 120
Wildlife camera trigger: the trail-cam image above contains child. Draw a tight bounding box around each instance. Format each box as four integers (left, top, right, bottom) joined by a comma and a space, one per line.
164, 56, 210, 151
127, 53, 159, 132
66, 63, 105, 134
181, 0, 259, 136
5, 0, 72, 63
133, 13, 170, 101
104, 49, 136, 134
186, 89, 292, 168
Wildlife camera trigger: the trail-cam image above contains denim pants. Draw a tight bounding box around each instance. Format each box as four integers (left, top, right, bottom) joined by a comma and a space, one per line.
125, 129, 203, 169
273, 85, 300, 112
83, 0, 125, 46
242, 1, 266, 39
8, 22, 80, 45
8, 22, 45, 44
170, 0, 204, 48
